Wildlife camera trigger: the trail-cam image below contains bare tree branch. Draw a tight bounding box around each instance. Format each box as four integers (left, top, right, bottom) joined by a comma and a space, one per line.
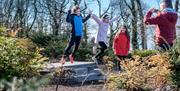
81, 0, 87, 12
101, 2, 111, 17
124, 0, 132, 10
26, 0, 37, 37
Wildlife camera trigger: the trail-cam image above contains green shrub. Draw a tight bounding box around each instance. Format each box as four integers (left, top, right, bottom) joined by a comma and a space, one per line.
0, 27, 6, 36
0, 37, 48, 80
75, 48, 92, 60
31, 32, 52, 47
44, 40, 66, 58
0, 77, 49, 91
31, 32, 67, 47
107, 54, 172, 90
16, 38, 37, 52
132, 50, 158, 57
170, 38, 180, 88
31, 32, 68, 58
106, 48, 116, 58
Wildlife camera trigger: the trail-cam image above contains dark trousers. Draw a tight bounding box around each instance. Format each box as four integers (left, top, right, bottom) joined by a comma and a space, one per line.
117, 55, 127, 71
64, 35, 81, 57
95, 42, 107, 59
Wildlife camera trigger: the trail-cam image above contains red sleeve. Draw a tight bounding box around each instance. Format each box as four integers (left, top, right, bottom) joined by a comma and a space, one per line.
144, 10, 168, 25
126, 38, 130, 51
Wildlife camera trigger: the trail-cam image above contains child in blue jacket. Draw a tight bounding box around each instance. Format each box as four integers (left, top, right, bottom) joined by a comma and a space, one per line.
60, 6, 92, 64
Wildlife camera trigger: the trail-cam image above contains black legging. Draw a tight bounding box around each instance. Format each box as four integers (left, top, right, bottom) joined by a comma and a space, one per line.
117, 55, 126, 60
64, 35, 81, 57
95, 42, 107, 59
117, 55, 127, 70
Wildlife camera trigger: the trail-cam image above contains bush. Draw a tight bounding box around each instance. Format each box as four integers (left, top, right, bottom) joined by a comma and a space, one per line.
31, 32, 67, 47
170, 38, 180, 88
75, 48, 92, 60
16, 38, 37, 52
106, 53, 172, 91
0, 27, 6, 36
0, 37, 48, 80
31, 32, 52, 47
0, 77, 49, 91
105, 48, 116, 58
132, 50, 158, 57
44, 40, 66, 58
31, 32, 68, 58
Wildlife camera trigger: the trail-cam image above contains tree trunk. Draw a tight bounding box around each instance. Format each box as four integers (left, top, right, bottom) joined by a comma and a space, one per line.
124, 0, 139, 50
131, 0, 139, 50
17, 0, 25, 37
175, 0, 179, 12
136, 0, 147, 49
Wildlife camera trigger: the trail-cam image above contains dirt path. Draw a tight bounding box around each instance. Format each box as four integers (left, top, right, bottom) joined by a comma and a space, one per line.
39, 82, 106, 91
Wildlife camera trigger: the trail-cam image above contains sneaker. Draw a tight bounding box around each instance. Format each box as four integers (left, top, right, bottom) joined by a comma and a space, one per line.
60, 56, 66, 65
92, 57, 98, 64
69, 54, 74, 64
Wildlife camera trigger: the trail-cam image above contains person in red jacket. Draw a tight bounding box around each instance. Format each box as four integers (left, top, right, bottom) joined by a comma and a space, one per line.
144, 0, 178, 50
113, 25, 130, 70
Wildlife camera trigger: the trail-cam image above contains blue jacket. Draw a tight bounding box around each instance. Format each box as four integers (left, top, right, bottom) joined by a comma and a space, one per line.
66, 10, 91, 36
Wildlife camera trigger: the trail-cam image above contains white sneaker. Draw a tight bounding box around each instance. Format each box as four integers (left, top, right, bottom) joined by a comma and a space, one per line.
92, 57, 98, 64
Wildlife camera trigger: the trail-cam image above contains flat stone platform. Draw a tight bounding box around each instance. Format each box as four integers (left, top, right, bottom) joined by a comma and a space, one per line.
41, 61, 106, 84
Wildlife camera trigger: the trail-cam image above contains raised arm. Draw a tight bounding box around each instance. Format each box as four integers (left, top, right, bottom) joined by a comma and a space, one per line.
109, 16, 120, 24
144, 8, 168, 25
66, 10, 72, 23
83, 14, 91, 23
91, 14, 102, 24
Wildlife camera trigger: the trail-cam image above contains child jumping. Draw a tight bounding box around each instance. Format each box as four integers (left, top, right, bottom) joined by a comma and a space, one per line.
60, 6, 92, 64
113, 25, 130, 70
91, 14, 120, 64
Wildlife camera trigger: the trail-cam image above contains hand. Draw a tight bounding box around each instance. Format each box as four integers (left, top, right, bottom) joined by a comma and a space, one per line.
149, 8, 159, 13
68, 5, 73, 13
89, 9, 93, 15
68, 9, 72, 14
69, 5, 73, 10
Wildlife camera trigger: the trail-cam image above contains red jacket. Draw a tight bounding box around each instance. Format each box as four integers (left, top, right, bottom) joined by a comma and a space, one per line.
113, 32, 130, 56
144, 8, 178, 45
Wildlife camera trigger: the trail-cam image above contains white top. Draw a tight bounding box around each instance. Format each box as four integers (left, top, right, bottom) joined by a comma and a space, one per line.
91, 14, 120, 45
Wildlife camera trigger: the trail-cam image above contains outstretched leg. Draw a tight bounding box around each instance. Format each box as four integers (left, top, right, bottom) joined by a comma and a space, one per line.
60, 36, 75, 64
92, 42, 107, 64
94, 42, 107, 59
70, 36, 81, 63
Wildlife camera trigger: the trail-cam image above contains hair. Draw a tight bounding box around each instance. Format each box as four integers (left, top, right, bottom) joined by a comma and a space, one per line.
72, 5, 80, 13
161, 0, 173, 8
103, 14, 109, 19
116, 25, 130, 39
